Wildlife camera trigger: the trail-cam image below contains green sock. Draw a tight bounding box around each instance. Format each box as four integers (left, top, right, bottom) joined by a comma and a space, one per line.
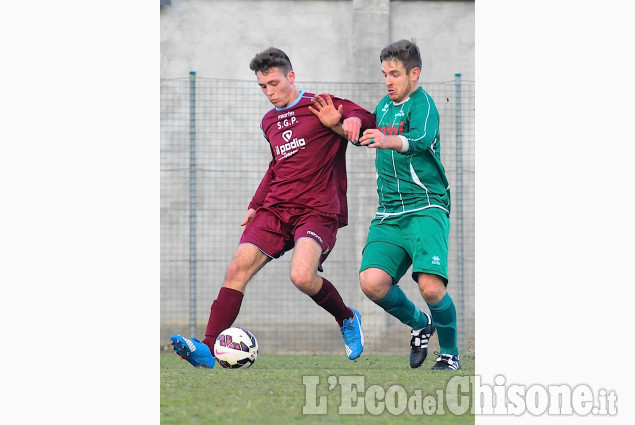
374, 285, 428, 329
427, 292, 459, 355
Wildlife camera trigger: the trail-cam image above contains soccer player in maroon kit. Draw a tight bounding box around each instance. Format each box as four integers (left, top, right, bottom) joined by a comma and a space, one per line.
170, 47, 376, 368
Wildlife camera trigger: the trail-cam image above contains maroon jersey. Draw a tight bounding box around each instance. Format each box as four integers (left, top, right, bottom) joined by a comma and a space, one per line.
248, 90, 375, 228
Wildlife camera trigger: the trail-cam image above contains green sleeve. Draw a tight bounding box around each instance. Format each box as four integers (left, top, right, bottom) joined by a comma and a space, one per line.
402, 92, 440, 154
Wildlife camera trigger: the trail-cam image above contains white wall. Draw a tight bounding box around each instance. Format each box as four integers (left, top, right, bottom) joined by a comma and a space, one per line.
160, 0, 474, 82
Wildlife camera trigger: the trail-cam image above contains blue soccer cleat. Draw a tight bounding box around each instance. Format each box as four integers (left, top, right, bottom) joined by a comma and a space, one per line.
170, 334, 216, 369
340, 307, 364, 360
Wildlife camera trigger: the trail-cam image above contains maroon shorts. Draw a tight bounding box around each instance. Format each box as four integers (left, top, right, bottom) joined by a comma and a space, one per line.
239, 206, 339, 270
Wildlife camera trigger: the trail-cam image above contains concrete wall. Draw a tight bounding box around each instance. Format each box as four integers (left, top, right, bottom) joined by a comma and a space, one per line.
161, 0, 474, 82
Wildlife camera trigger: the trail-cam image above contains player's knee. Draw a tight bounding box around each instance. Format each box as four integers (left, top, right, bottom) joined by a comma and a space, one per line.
225, 260, 242, 280
289, 267, 315, 292
422, 289, 444, 304
222, 261, 250, 292
359, 269, 391, 301
418, 274, 446, 304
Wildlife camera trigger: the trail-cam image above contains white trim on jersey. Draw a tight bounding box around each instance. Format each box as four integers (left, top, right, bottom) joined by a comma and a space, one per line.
391, 151, 406, 212
375, 204, 449, 220
409, 162, 432, 206
377, 171, 387, 214
405, 89, 432, 144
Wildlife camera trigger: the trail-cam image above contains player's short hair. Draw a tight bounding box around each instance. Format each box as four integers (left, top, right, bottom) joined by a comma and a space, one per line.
380, 39, 422, 75
249, 47, 293, 75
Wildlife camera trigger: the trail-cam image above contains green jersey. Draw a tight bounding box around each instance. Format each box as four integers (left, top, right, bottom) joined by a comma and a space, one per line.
373, 87, 450, 218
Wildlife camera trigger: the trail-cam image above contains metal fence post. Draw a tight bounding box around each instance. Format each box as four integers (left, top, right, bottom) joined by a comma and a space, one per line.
189, 71, 197, 339
454, 73, 465, 353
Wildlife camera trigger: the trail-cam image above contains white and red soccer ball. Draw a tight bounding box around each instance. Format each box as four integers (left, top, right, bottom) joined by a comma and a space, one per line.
213, 327, 259, 369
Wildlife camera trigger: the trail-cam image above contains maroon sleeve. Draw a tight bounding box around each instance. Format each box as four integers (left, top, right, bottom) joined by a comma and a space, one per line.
333, 96, 376, 133
248, 156, 275, 211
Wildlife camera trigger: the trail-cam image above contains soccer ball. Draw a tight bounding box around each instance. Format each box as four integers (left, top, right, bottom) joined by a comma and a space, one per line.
213, 327, 258, 369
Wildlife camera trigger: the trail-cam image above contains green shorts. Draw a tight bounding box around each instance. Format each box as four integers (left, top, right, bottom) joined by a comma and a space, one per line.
360, 208, 450, 284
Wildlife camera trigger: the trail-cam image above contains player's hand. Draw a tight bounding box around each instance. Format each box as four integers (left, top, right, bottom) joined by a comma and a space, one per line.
359, 129, 388, 149
241, 208, 257, 226
342, 117, 362, 143
308, 93, 343, 129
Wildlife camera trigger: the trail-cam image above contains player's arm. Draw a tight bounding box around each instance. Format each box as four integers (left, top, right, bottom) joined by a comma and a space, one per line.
244, 159, 273, 226
357, 104, 403, 151
339, 97, 376, 143
395, 95, 440, 154
358, 129, 404, 151
308, 93, 346, 136
248, 155, 274, 211
359, 97, 439, 152
309, 93, 375, 143
240, 208, 257, 226
245, 133, 275, 225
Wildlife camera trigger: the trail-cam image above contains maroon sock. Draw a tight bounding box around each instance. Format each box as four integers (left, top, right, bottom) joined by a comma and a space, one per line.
202, 287, 244, 351
310, 278, 354, 327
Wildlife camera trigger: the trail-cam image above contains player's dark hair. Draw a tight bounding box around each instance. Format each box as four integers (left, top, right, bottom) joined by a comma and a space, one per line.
380, 39, 422, 75
249, 47, 293, 75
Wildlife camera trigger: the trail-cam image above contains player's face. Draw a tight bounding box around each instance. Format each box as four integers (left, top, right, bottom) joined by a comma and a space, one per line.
382, 59, 420, 103
256, 68, 298, 108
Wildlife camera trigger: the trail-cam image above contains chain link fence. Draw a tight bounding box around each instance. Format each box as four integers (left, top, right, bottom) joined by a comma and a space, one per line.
160, 75, 474, 355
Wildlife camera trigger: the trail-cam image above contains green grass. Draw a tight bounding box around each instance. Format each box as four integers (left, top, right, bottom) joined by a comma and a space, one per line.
161, 351, 475, 424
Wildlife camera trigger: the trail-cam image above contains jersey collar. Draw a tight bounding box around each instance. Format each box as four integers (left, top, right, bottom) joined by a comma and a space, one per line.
392, 87, 421, 106
276, 89, 306, 111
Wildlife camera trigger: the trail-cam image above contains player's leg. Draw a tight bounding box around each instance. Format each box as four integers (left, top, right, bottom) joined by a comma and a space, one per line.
202, 243, 271, 349
359, 246, 430, 329
417, 273, 460, 370
359, 240, 435, 368
201, 208, 286, 350
290, 238, 355, 325
291, 216, 363, 360
171, 208, 281, 369
288, 237, 326, 296
170, 243, 270, 369
408, 208, 460, 370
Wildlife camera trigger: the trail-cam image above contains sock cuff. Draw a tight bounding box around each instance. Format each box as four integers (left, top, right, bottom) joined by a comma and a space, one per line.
310, 278, 332, 302
439, 346, 460, 356
374, 285, 427, 329
427, 291, 453, 311
374, 284, 401, 306
218, 286, 244, 301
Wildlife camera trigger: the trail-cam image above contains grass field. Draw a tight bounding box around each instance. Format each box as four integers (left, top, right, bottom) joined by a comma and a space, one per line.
161, 350, 475, 424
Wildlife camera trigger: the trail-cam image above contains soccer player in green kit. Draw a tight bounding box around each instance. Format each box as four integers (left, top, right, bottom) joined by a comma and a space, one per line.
357, 40, 460, 370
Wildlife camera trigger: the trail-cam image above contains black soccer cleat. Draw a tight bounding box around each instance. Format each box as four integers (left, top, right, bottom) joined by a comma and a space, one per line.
430, 351, 461, 371
409, 312, 435, 368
